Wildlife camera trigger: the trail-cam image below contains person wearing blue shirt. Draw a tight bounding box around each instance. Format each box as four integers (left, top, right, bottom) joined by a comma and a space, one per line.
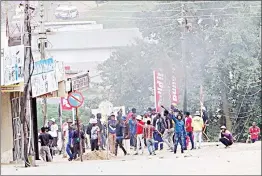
128, 114, 137, 149
66, 124, 74, 161
170, 111, 186, 154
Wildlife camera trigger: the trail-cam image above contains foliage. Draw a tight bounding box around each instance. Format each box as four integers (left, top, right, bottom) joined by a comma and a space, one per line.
97, 1, 261, 141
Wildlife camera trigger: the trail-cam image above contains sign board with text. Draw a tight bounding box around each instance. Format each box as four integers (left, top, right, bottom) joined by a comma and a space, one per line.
3, 45, 24, 86
68, 72, 89, 91
31, 58, 58, 97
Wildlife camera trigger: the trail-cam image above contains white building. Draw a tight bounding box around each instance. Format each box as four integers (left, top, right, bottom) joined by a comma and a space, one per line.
31, 22, 142, 82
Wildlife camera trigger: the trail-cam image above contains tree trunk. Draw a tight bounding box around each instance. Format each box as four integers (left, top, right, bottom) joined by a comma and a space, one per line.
221, 73, 232, 131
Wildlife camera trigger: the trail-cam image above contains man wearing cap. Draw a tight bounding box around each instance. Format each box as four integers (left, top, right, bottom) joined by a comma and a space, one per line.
192, 111, 204, 149
108, 113, 117, 154
49, 118, 58, 155
134, 115, 145, 155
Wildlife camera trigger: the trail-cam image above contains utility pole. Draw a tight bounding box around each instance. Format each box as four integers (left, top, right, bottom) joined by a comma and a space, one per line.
39, 2, 48, 126
22, 0, 36, 167
180, 2, 188, 113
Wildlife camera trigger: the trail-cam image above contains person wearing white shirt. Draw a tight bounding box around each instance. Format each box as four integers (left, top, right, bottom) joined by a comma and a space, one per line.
49, 118, 58, 154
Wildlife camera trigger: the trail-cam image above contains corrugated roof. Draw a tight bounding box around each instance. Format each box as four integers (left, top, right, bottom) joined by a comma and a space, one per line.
31, 28, 142, 51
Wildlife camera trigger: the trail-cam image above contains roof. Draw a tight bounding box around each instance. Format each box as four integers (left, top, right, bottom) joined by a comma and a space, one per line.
31, 28, 142, 51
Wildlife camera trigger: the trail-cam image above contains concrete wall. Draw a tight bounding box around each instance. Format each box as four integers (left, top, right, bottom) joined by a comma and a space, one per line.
1, 92, 13, 163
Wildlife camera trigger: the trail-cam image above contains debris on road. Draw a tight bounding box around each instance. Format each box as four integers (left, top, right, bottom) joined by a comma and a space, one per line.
75, 151, 115, 161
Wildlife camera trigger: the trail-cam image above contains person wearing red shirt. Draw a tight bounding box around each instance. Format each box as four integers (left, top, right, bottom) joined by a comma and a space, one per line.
134, 115, 145, 155
185, 112, 194, 150
249, 122, 260, 143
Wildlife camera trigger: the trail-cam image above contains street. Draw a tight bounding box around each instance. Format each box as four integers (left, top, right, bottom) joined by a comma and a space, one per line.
1, 142, 261, 175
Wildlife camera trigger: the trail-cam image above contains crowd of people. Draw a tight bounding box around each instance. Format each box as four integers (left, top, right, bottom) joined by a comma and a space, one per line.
38, 105, 260, 162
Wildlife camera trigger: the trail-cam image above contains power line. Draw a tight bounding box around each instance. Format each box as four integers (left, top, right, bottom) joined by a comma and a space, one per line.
81, 5, 261, 13
76, 13, 260, 21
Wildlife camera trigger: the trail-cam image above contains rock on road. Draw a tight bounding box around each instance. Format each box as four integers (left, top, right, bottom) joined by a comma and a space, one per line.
1, 142, 261, 175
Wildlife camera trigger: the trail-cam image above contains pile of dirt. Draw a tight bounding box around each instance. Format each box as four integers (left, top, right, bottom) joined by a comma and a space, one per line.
75, 151, 115, 161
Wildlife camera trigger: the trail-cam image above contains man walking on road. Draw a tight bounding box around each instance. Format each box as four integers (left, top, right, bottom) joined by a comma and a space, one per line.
115, 120, 127, 156
144, 120, 156, 155
39, 127, 53, 162
122, 116, 131, 154
97, 113, 105, 150
108, 113, 117, 154
129, 114, 137, 150
163, 110, 174, 151
249, 122, 260, 143
134, 115, 145, 155
192, 111, 204, 149
185, 112, 194, 150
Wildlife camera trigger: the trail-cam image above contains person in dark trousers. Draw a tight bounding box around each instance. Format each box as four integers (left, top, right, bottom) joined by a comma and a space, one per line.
153, 113, 165, 150
163, 110, 174, 151
96, 113, 105, 150
170, 112, 186, 154
219, 126, 233, 148
72, 126, 85, 159
90, 118, 100, 151
185, 112, 194, 150
39, 127, 53, 162
115, 120, 127, 156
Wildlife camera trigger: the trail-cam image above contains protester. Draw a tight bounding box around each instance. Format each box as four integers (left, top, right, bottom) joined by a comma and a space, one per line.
249, 122, 260, 143
129, 113, 137, 149
185, 112, 194, 150
72, 124, 85, 159
108, 113, 117, 154
219, 126, 233, 148
163, 110, 174, 151
153, 113, 165, 150
115, 120, 127, 156
49, 118, 58, 155
192, 111, 204, 149
134, 115, 145, 155
90, 118, 100, 151
144, 120, 156, 155
96, 113, 105, 150
64, 119, 74, 161
170, 112, 186, 154
39, 127, 53, 162
122, 116, 131, 154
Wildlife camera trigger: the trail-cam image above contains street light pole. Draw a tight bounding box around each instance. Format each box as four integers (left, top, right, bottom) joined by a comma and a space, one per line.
180, 2, 188, 113
39, 2, 48, 126
22, 0, 36, 167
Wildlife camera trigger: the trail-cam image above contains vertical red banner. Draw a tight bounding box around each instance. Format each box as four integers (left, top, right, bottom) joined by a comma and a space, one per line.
153, 71, 164, 112
170, 68, 179, 105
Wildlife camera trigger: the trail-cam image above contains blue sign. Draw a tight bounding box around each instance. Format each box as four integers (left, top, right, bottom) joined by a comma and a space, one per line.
67, 91, 84, 108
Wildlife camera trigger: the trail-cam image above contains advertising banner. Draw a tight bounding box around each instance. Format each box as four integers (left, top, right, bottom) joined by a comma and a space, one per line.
153, 71, 164, 112
170, 68, 179, 105
2, 45, 24, 86
31, 58, 58, 97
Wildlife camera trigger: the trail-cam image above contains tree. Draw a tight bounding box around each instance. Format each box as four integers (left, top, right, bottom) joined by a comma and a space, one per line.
97, 1, 261, 141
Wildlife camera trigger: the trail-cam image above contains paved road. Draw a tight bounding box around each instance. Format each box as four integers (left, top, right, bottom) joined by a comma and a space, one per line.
1, 142, 261, 175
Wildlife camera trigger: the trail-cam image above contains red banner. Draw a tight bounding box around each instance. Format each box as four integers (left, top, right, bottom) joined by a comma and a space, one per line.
153, 71, 164, 112
61, 97, 72, 111
170, 68, 179, 105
